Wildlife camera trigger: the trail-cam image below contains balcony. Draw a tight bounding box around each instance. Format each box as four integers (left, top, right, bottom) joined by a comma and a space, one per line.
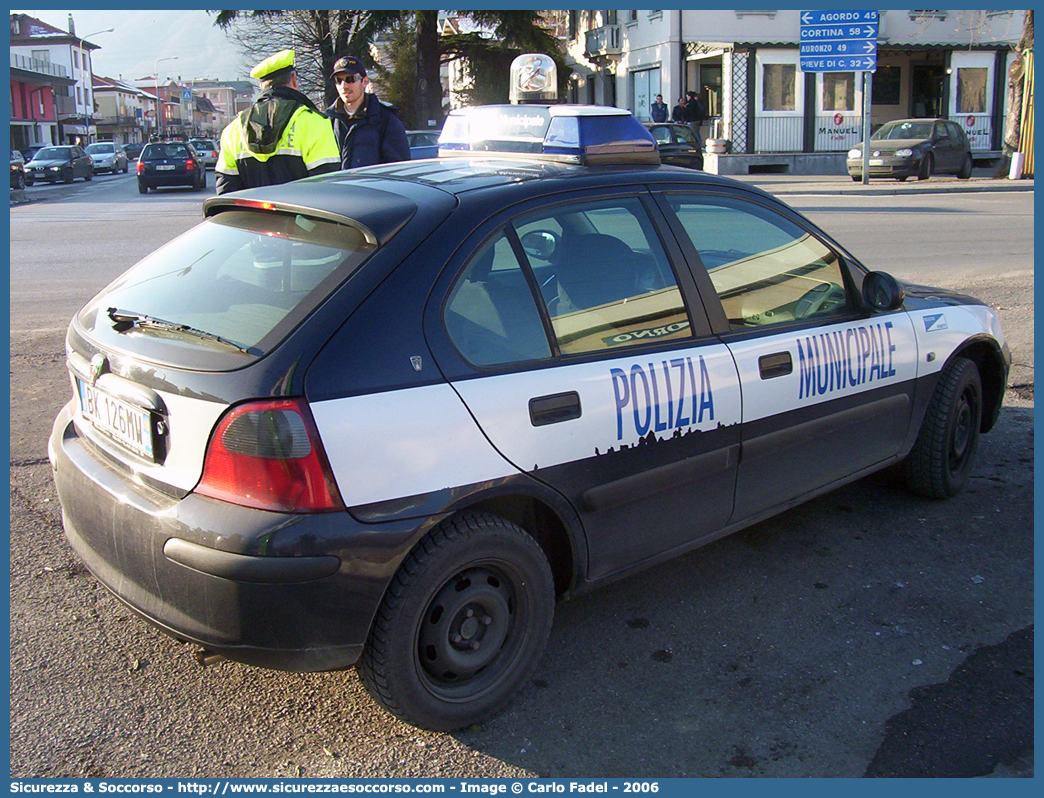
95, 115, 139, 127
55, 95, 78, 116
10, 52, 69, 80
584, 25, 621, 64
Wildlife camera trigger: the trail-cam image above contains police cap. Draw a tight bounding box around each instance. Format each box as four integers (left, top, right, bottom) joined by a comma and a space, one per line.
331, 55, 366, 79
251, 49, 296, 81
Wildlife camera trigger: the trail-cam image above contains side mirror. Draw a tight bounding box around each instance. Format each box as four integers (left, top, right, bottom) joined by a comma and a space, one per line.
863, 271, 905, 311
520, 230, 558, 260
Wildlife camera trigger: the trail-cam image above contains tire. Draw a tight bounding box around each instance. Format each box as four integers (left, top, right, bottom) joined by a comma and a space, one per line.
897, 176, 909, 182
15, 172, 25, 190
917, 153, 933, 181
359, 512, 555, 731
903, 356, 982, 499
138, 183, 148, 194
123, 163, 129, 174
63, 169, 73, 184
191, 174, 203, 192
200, 171, 207, 189
851, 175, 860, 182
957, 154, 973, 179
84, 171, 92, 181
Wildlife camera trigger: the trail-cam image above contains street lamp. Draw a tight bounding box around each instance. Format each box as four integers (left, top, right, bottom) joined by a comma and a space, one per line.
77, 28, 113, 144
155, 56, 178, 138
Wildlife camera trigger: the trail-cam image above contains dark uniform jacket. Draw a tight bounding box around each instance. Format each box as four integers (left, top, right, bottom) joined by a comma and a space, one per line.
325, 93, 410, 170
216, 85, 340, 195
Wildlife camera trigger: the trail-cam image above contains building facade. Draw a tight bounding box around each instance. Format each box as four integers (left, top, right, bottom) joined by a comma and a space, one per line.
562, 10, 1025, 170
10, 50, 74, 150
92, 76, 151, 144
10, 13, 106, 144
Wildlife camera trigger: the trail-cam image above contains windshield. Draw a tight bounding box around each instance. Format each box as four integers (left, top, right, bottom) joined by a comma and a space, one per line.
36, 147, 71, 160
77, 210, 377, 369
86, 144, 115, 154
872, 121, 933, 141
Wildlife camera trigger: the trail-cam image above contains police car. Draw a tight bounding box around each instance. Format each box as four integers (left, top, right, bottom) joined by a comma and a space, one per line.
49, 59, 1009, 731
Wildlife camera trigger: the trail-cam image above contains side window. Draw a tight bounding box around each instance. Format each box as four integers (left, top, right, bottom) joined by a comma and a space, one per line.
515, 198, 692, 355
667, 195, 853, 329
444, 230, 552, 367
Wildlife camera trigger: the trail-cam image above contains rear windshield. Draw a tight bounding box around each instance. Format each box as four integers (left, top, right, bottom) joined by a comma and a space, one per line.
143, 143, 190, 159
77, 210, 376, 370
86, 143, 115, 154
191, 140, 216, 149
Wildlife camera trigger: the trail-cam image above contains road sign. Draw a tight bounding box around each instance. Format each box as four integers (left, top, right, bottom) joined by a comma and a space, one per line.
182, 89, 192, 102
800, 9, 879, 72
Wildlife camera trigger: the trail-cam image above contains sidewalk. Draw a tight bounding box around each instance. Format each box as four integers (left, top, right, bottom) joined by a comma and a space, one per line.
731, 171, 1034, 196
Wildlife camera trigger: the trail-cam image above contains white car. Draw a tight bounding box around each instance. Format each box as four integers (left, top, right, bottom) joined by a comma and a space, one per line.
189, 139, 218, 169
84, 142, 129, 174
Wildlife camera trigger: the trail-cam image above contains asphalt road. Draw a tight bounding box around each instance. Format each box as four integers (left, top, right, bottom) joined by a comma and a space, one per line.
8, 174, 1034, 777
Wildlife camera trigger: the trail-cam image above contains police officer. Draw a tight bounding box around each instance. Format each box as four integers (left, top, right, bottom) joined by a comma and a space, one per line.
325, 55, 410, 169
215, 50, 340, 195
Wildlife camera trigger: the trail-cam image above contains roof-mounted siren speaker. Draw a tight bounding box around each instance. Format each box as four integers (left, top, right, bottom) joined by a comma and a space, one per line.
510, 54, 558, 105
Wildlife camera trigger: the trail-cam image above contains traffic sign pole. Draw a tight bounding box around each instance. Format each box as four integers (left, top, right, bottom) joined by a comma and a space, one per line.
862, 71, 872, 185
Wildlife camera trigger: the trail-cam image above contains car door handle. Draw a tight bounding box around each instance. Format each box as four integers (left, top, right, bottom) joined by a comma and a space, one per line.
759, 351, 792, 379
529, 391, 582, 426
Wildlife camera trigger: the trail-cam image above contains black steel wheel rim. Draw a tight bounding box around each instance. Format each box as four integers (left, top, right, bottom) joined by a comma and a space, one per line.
948, 385, 977, 473
415, 561, 528, 699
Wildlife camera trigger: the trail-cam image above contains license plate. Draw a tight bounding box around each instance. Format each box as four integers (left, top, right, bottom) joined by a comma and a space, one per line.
869, 158, 885, 166
77, 378, 155, 460
156, 164, 175, 171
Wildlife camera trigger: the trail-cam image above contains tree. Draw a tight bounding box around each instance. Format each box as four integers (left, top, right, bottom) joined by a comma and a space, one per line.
995, 10, 1033, 177
370, 17, 418, 127
213, 10, 565, 126
212, 10, 398, 108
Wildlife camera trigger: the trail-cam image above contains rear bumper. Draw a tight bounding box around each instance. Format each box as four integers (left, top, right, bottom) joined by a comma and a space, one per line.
138, 174, 197, 188
49, 403, 424, 672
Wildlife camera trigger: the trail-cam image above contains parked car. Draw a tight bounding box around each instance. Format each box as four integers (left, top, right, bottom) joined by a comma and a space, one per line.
24, 145, 94, 185
136, 140, 206, 193
21, 143, 48, 163
85, 142, 129, 174
645, 122, 704, 170
847, 118, 973, 181
188, 139, 219, 169
50, 104, 1009, 732
123, 143, 144, 161
407, 130, 440, 160
10, 150, 26, 190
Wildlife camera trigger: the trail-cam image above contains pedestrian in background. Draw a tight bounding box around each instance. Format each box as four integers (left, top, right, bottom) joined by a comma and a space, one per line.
671, 96, 687, 124
325, 55, 410, 169
650, 93, 669, 123
215, 49, 340, 195
684, 90, 705, 137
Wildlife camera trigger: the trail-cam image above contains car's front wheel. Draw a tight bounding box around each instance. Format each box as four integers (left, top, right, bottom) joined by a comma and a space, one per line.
63, 169, 74, 184
904, 356, 982, 498
359, 512, 554, 731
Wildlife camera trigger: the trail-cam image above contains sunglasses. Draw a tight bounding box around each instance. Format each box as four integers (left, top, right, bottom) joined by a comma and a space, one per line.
334, 74, 362, 85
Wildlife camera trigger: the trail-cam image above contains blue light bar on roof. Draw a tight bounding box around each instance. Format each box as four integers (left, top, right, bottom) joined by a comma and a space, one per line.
438, 105, 660, 165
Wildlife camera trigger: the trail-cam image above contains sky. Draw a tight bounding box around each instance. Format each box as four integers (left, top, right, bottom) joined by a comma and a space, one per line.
13, 9, 252, 83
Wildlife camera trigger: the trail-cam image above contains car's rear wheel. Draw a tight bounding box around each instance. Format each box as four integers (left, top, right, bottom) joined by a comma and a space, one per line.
138, 183, 148, 194
123, 163, 129, 174
957, 154, 973, 179
903, 356, 982, 498
897, 176, 909, 182
917, 153, 933, 181
359, 512, 554, 731
14, 172, 25, 190
84, 171, 92, 181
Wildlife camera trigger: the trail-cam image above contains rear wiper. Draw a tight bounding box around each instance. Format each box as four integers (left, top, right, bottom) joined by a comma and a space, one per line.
107, 308, 252, 354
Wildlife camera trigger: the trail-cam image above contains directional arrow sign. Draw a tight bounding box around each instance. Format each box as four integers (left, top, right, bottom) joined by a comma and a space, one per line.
799, 9, 879, 72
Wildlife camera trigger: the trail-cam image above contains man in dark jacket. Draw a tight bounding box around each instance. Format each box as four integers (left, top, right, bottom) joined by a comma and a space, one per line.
684, 90, 705, 135
215, 50, 340, 195
671, 96, 686, 124
650, 94, 669, 123
325, 55, 410, 169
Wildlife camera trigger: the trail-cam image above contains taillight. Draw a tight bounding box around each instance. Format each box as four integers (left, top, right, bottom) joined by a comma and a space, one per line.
136, 160, 144, 173
197, 398, 344, 513
186, 159, 196, 170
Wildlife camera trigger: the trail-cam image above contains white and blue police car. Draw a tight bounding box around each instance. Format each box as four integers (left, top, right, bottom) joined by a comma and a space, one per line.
50, 65, 1009, 730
